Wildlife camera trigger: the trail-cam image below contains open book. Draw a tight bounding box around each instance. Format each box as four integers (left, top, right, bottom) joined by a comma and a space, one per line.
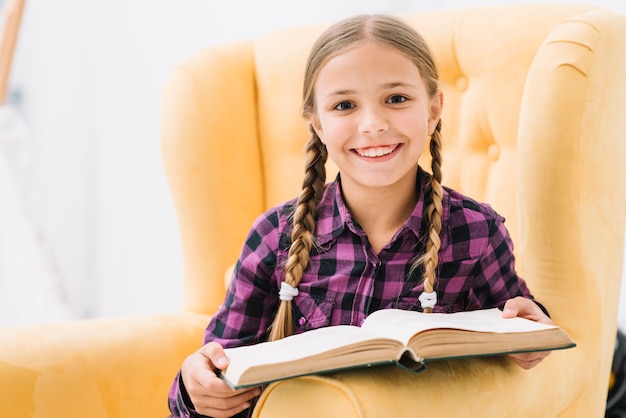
218, 308, 575, 389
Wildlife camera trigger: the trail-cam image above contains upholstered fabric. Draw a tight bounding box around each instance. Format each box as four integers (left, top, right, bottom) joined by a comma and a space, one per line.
0, 312, 209, 417
0, 4, 625, 417
248, 6, 626, 417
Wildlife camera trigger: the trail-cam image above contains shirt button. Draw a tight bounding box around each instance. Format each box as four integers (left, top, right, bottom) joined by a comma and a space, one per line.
298, 317, 307, 327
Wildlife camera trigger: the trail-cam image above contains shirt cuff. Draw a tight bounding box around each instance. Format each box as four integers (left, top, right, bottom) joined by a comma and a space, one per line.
168, 371, 209, 418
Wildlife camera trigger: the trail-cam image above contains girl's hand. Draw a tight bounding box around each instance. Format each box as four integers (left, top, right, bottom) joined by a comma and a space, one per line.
502, 296, 554, 370
181, 342, 262, 418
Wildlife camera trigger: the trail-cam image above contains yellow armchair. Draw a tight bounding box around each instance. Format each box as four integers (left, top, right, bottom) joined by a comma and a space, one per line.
1, 4, 625, 417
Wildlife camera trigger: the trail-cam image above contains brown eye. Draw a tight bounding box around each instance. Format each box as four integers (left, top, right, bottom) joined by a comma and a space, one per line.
334, 101, 355, 111
387, 95, 407, 104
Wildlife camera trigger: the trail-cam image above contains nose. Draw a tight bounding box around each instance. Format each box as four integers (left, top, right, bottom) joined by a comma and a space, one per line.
359, 105, 388, 134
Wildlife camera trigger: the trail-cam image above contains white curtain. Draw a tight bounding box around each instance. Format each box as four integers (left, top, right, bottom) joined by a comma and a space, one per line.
0, 105, 73, 326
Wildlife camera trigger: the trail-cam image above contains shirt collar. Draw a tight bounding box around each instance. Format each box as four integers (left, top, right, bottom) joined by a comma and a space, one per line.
315, 167, 436, 247
314, 175, 351, 247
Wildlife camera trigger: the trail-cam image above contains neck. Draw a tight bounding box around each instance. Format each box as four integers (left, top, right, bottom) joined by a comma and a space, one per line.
341, 171, 419, 252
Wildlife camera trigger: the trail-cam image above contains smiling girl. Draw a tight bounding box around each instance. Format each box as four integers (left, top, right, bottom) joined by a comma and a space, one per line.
168, 14, 554, 418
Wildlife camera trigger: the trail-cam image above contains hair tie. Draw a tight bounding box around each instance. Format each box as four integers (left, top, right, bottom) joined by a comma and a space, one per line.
279, 281, 299, 301
419, 291, 437, 310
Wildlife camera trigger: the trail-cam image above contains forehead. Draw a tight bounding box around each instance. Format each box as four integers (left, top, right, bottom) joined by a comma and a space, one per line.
326, 40, 415, 68
316, 41, 424, 89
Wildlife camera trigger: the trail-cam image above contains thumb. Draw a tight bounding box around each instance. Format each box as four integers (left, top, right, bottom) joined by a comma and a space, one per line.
502, 296, 547, 322
501, 298, 522, 318
200, 342, 230, 371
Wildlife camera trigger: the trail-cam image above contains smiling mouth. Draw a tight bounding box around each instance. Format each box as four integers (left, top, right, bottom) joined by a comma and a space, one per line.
354, 144, 399, 158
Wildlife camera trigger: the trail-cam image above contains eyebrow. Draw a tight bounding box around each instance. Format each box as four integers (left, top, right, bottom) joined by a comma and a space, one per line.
326, 82, 417, 97
326, 89, 356, 97
381, 81, 417, 89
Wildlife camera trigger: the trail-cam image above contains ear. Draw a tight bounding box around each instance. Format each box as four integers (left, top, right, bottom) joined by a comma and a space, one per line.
427, 89, 444, 135
310, 115, 326, 144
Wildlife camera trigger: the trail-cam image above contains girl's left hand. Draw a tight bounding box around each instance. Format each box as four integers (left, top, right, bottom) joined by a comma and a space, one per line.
502, 296, 554, 369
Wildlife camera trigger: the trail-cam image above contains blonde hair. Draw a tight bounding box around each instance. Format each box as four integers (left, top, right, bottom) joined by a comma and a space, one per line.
269, 14, 443, 340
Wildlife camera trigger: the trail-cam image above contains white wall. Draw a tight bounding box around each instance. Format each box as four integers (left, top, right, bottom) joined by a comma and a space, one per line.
4, 0, 626, 325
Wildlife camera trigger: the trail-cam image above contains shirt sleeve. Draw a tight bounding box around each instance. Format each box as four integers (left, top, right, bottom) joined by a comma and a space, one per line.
168, 371, 253, 418
168, 208, 284, 418
167, 371, 207, 418
467, 214, 548, 315
203, 207, 282, 347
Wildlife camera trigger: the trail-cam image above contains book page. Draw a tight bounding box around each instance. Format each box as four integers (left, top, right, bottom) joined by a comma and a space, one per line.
223, 325, 387, 383
361, 308, 558, 346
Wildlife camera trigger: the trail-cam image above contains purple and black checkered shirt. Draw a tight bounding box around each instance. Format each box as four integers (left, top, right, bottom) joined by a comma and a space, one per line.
168, 168, 540, 417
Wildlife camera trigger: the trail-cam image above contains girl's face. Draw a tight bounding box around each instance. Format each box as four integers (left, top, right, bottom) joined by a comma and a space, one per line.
311, 41, 442, 195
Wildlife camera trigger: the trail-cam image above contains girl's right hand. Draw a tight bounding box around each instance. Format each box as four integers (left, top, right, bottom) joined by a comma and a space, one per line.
181, 342, 262, 418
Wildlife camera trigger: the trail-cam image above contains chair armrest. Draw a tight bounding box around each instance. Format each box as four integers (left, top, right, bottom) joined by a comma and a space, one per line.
254, 347, 589, 417
0, 312, 209, 418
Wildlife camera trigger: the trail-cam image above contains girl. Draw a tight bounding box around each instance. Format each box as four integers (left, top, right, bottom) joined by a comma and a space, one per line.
169, 14, 553, 418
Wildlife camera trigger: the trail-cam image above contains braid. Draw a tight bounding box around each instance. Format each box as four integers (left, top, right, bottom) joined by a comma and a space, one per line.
410, 121, 443, 313
269, 126, 327, 341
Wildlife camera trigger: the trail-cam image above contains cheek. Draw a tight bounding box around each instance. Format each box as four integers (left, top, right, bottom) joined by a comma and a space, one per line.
316, 117, 347, 145
397, 112, 429, 136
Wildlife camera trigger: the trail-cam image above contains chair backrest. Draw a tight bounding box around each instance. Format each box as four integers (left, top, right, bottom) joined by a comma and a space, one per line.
161, 8, 626, 412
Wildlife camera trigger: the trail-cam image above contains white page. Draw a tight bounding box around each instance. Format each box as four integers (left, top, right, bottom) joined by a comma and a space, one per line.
224, 325, 385, 380
361, 308, 558, 346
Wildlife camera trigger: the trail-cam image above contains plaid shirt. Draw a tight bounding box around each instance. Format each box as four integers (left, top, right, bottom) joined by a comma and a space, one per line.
168, 168, 538, 417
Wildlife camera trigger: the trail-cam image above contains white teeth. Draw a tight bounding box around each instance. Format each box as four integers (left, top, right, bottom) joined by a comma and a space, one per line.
357, 145, 396, 158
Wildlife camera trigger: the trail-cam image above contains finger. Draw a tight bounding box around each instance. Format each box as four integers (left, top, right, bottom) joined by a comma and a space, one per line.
509, 354, 547, 369
510, 356, 543, 370
185, 355, 244, 398
181, 347, 237, 406
181, 351, 220, 392
502, 297, 530, 318
185, 361, 261, 415
195, 399, 252, 418
200, 341, 230, 371
510, 350, 550, 363
194, 387, 262, 418
184, 343, 262, 401
502, 297, 551, 323
181, 342, 228, 391
509, 350, 551, 370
